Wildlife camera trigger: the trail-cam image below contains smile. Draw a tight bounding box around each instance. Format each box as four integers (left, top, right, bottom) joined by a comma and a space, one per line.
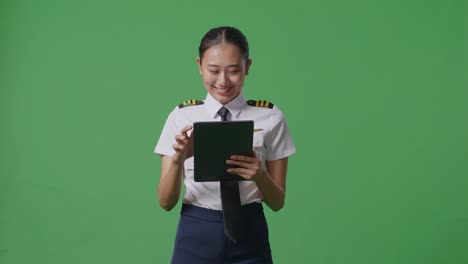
214, 86, 232, 95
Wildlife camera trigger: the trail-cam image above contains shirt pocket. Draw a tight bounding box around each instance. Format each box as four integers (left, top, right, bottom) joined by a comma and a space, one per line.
253, 131, 266, 166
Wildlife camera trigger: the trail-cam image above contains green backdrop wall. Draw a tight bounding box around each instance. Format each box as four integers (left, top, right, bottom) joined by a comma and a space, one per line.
1, 0, 467, 263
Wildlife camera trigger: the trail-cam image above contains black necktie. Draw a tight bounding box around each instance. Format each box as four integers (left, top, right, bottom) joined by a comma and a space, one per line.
217, 106, 242, 243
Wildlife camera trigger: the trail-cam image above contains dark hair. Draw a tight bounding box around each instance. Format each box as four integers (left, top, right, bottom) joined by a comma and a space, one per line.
198, 26, 249, 62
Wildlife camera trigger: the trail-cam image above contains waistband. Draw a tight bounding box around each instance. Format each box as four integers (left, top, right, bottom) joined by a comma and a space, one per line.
180, 202, 264, 222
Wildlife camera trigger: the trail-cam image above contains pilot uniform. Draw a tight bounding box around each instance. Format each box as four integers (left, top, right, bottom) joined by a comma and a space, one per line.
154, 91, 296, 263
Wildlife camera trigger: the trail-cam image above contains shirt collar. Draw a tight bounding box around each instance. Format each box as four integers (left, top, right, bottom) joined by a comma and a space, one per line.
204, 91, 247, 119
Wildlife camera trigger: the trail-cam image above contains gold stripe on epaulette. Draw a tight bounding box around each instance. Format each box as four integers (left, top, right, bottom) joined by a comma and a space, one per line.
247, 99, 274, 109
178, 99, 204, 108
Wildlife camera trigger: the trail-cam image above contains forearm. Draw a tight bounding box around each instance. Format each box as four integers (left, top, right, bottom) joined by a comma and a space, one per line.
255, 169, 285, 212
226, 155, 288, 211
158, 156, 184, 211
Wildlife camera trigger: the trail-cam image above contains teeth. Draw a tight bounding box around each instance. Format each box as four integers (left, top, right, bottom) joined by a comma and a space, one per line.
215, 87, 230, 93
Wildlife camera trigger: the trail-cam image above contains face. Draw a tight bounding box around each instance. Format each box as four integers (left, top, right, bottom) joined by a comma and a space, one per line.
197, 44, 252, 105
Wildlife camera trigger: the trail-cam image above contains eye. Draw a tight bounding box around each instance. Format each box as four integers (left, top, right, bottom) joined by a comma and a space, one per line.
228, 70, 240, 74
208, 70, 219, 74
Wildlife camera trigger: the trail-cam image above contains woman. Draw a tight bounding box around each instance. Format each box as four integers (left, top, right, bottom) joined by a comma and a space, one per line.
154, 26, 296, 263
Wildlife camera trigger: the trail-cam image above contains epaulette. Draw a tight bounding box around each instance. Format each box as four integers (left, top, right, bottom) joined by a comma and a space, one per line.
178, 99, 204, 109
247, 100, 274, 109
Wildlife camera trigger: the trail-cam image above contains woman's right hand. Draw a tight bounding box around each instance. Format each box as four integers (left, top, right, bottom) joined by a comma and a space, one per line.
171, 125, 193, 164
159, 125, 192, 211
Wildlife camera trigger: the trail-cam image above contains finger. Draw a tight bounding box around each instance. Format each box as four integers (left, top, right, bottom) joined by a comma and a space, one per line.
230, 155, 256, 163
226, 159, 256, 169
187, 127, 194, 140
172, 143, 184, 151
227, 168, 254, 179
252, 149, 257, 158
175, 134, 185, 141
181, 125, 193, 136
175, 135, 189, 145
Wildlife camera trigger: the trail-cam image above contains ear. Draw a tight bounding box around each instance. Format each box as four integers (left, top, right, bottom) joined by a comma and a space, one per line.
244, 59, 253, 75
196, 57, 202, 75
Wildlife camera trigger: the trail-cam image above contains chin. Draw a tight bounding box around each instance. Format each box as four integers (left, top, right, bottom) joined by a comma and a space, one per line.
215, 93, 241, 105
205, 84, 241, 104
214, 95, 232, 104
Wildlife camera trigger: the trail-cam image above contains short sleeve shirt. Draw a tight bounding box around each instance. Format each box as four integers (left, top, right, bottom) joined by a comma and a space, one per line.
154, 91, 296, 210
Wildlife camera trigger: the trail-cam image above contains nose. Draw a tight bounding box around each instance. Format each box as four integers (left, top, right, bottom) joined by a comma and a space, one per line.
217, 72, 230, 87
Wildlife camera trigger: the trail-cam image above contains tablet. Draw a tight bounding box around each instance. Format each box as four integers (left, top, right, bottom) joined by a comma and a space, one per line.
193, 120, 254, 182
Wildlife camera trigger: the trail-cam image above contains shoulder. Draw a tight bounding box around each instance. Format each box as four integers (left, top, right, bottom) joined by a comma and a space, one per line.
178, 99, 205, 109
246, 99, 274, 109
166, 98, 205, 121
170, 99, 205, 114
246, 99, 288, 124
246, 99, 283, 116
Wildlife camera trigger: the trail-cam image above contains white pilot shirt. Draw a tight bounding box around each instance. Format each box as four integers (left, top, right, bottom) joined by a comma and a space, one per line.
154, 91, 296, 210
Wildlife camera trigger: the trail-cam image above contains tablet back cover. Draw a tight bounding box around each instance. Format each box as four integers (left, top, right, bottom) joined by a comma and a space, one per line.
193, 121, 253, 182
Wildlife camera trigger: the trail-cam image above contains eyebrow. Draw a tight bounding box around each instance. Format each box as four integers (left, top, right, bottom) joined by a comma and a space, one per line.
207, 64, 240, 68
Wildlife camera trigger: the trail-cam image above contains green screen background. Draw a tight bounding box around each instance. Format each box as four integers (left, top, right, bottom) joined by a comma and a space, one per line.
1, 0, 467, 263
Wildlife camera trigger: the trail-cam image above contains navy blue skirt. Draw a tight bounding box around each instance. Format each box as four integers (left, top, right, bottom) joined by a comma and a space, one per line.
171, 203, 273, 264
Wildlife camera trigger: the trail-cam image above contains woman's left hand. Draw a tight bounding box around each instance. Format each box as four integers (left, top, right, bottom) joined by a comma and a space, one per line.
226, 149, 265, 182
